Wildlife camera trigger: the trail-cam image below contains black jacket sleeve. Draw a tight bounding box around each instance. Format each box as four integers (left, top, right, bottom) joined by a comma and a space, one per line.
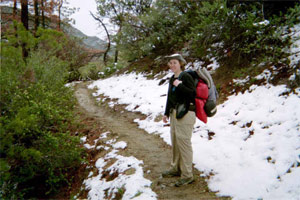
164, 76, 174, 117
177, 72, 195, 102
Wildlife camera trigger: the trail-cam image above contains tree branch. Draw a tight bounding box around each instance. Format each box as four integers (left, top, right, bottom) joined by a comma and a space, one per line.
90, 11, 111, 65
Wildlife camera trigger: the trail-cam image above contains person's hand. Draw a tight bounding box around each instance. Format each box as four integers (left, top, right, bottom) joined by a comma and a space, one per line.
163, 115, 169, 123
173, 79, 182, 87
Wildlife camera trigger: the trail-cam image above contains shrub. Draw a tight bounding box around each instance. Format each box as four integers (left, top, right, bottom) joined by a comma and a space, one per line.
118, 0, 190, 61
35, 28, 90, 81
102, 62, 125, 77
187, 1, 300, 69
78, 62, 102, 80
0, 24, 84, 199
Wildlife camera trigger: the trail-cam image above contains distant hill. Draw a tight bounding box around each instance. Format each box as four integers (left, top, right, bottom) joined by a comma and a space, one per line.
63, 24, 109, 51
63, 24, 115, 57
0, 5, 113, 55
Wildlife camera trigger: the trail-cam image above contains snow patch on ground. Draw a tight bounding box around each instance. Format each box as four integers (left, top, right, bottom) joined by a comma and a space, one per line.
80, 132, 157, 200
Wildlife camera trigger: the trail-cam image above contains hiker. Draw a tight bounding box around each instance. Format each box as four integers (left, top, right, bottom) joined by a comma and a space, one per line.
162, 53, 196, 187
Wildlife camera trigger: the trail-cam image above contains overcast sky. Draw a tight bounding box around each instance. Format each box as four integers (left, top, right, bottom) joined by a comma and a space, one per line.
0, 0, 115, 40
68, 0, 111, 40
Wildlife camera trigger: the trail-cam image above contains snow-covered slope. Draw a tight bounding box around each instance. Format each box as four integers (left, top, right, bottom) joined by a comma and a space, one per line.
85, 25, 300, 200
88, 70, 299, 200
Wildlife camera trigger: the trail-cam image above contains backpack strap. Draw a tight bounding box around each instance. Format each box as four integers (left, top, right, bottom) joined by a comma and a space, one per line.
177, 71, 185, 80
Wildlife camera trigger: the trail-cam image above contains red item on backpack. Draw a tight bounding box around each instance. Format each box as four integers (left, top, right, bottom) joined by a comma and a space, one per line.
195, 79, 208, 123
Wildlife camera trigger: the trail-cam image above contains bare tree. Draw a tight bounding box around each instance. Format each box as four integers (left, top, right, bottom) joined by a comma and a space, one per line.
55, 0, 76, 31
90, 11, 111, 65
95, 0, 128, 63
95, 0, 152, 63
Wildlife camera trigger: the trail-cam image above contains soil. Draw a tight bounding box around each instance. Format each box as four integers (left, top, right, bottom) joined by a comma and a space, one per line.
73, 82, 231, 200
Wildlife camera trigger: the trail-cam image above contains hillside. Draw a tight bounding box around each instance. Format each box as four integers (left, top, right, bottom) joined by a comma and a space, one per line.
0, 5, 111, 56
70, 22, 300, 200
63, 24, 114, 56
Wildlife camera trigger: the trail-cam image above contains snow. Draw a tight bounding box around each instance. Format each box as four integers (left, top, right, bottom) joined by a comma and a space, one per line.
80, 136, 87, 143
112, 141, 127, 149
84, 152, 156, 200
81, 25, 300, 200
198, 84, 300, 199
84, 143, 95, 150
289, 23, 300, 68
81, 132, 157, 200
88, 71, 300, 200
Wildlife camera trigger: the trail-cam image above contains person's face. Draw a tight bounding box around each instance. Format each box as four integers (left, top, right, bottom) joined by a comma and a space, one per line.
168, 59, 181, 73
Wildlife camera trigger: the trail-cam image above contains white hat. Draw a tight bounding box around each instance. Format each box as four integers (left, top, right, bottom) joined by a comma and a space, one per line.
165, 53, 187, 65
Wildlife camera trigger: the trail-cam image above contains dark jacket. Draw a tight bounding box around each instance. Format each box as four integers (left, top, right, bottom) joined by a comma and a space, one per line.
164, 72, 196, 117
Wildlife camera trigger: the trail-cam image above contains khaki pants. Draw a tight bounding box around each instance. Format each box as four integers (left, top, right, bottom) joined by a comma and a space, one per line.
170, 109, 196, 178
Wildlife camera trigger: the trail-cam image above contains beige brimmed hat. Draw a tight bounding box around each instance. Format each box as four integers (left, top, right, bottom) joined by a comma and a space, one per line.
165, 53, 187, 65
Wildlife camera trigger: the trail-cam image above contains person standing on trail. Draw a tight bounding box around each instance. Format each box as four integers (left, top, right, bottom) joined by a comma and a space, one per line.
162, 53, 196, 187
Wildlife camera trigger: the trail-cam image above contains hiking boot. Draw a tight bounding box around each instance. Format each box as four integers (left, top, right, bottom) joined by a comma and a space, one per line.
162, 170, 180, 178
175, 177, 194, 187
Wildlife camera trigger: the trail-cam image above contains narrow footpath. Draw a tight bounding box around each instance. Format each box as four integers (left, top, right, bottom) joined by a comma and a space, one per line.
75, 82, 230, 200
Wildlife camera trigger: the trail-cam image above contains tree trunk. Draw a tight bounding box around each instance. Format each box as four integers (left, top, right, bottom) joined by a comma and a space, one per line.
41, 0, 45, 28
13, 0, 17, 19
58, 7, 61, 30
58, 0, 63, 30
21, 0, 28, 30
13, 0, 17, 33
114, 49, 118, 63
34, 0, 40, 34
90, 12, 111, 65
21, 0, 29, 59
114, 27, 122, 64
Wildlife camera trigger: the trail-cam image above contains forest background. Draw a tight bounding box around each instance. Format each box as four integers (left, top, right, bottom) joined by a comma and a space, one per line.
0, 0, 299, 199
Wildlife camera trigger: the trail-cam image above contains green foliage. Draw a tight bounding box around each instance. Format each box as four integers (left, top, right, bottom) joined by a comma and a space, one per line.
116, 186, 125, 199
78, 58, 128, 80
133, 190, 142, 198
0, 24, 84, 199
78, 62, 102, 80
114, 0, 299, 74
102, 62, 125, 77
187, 1, 299, 69
187, 1, 228, 60
288, 69, 300, 89
7, 22, 37, 51
232, 66, 261, 79
4, 22, 90, 82
35, 27, 90, 81
95, 0, 152, 64
117, 0, 190, 60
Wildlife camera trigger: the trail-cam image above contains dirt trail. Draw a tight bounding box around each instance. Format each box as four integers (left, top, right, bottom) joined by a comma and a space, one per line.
75, 82, 229, 200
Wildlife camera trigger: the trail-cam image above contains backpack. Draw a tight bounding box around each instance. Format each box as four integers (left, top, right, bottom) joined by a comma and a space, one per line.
185, 68, 219, 121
